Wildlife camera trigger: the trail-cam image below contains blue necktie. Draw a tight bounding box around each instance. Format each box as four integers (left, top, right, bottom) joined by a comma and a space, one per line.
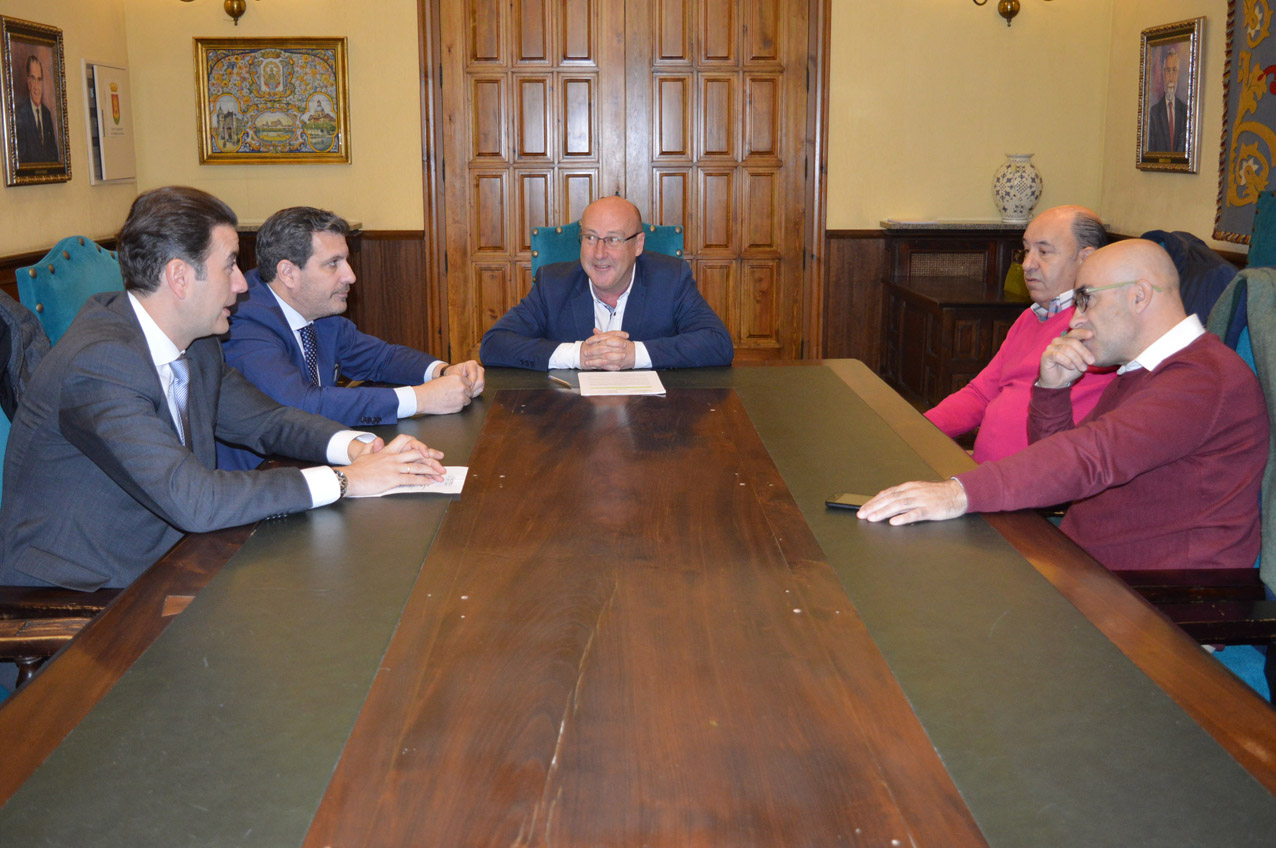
169, 356, 192, 447
300, 323, 321, 387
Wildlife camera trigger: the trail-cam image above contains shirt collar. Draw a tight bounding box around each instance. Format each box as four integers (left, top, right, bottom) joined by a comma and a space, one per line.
267, 283, 310, 331
1030, 288, 1075, 322
588, 263, 637, 311
127, 291, 183, 367
1117, 314, 1205, 375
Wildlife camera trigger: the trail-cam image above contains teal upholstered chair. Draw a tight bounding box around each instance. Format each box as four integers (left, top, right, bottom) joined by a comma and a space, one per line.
530, 221, 685, 278
1249, 191, 1276, 269
17, 236, 124, 344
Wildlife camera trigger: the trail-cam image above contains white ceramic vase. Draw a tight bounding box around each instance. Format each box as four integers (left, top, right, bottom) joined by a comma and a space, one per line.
992, 153, 1043, 225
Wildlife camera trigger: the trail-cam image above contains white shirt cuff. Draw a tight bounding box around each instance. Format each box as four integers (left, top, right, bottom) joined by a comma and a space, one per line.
425, 360, 447, 381
395, 385, 417, 418
548, 341, 582, 370
633, 341, 652, 370
303, 466, 341, 507
326, 430, 375, 465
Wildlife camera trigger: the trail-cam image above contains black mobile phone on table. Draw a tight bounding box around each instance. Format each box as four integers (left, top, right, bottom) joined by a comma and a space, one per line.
825, 492, 875, 511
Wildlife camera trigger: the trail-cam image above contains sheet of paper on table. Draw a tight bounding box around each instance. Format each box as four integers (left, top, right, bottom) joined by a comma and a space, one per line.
350, 466, 469, 498
577, 371, 666, 396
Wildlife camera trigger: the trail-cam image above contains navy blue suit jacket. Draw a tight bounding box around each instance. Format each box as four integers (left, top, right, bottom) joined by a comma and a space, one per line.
218, 270, 440, 469
479, 252, 733, 370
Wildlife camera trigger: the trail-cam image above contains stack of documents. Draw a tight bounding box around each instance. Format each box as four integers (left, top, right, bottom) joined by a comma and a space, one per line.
577, 372, 666, 396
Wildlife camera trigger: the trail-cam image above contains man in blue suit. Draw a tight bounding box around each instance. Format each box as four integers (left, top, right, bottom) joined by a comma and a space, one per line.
480, 196, 733, 371
14, 56, 61, 165
220, 207, 483, 470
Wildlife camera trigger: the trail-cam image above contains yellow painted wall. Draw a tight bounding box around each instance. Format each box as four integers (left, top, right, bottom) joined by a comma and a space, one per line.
1098, 0, 1230, 250
0, 0, 136, 254
123, 0, 424, 230
827, 0, 1115, 228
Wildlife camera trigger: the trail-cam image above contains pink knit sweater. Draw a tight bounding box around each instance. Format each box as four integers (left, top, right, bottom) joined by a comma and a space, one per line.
925, 307, 1115, 463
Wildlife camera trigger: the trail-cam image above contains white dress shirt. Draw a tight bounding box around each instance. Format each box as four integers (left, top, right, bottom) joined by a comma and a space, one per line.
547, 265, 653, 370
128, 292, 368, 507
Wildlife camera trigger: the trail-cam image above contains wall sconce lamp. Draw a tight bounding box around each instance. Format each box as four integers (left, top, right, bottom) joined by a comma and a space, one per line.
973, 0, 1054, 28
180, 0, 255, 27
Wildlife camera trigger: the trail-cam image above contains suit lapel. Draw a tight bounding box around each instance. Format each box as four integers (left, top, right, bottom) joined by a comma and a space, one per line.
622, 255, 648, 334
572, 270, 595, 336
255, 278, 315, 382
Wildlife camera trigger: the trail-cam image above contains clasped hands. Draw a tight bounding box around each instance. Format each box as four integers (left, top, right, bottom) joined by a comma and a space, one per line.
581, 328, 636, 371
415, 359, 485, 414
343, 433, 446, 496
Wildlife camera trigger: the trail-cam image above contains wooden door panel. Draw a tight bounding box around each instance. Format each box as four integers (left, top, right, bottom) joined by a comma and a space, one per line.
696, 260, 736, 340
515, 75, 551, 159
560, 75, 596, 157
654, 75, 692, 159
698, 75, 737, 159
516, 170, 553, 252
560, 170, 597, 222
746, 0, 781, 62
655, 0, 691, 63
653, 167, 692, 242
515, 0, 552, 63
743, 169, 779, 251
475, 263, 513, 336
742, 260, 781, 347
470, 172, 510, 254
698, 168, 736, 254
744, 75, 780, 159
470, 76, 508, 161
561, 0, 595, 63
468, 0, 505, 63
699, 0, 736, 63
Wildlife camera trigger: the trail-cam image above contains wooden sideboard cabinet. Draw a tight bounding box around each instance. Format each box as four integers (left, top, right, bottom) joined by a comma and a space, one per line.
878, 222, 1030, 408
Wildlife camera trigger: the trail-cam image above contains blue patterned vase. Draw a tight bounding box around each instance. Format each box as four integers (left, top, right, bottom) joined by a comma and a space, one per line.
992, 153, 1043, 225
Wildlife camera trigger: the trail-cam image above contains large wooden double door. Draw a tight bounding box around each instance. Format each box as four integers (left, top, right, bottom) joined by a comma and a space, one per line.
436, 0, 821, 362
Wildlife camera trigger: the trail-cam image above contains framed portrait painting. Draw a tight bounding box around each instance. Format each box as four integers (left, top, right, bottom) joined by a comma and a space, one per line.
1137, 17, 1205, 173
194, 37, 350, 165
0, 16, 71, 186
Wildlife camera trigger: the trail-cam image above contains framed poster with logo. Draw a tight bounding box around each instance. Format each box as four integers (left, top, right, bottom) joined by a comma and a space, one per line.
84, 61, 136, 183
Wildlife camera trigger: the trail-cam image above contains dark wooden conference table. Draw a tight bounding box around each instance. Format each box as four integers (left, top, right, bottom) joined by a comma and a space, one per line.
2, 362, 1276, 847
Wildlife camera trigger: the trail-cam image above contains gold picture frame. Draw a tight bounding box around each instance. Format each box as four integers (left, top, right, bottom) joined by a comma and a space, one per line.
194, 37, 350, 165
1136, 17, 1205, 173
0, 16, 72, 186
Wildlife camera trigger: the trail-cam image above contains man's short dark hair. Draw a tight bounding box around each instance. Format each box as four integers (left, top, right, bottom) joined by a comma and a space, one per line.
1072, 212, 1108, 252
117, 186, 238, 293
25, 55, 41, 77
255, 207, 349, 282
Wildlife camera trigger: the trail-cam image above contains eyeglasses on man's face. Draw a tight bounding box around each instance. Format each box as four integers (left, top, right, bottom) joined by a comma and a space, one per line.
580, 232, 641, 249
1074, 279, 1163, 313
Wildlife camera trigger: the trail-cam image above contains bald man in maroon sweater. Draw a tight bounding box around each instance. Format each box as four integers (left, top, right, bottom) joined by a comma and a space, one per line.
859, 239, 1268, 572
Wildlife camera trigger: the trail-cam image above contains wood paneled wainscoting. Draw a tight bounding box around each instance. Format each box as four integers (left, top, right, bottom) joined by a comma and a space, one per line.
822, 230, 887, 370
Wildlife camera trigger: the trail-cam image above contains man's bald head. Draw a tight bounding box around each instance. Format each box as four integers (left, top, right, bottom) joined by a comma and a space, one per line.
1070, 239, 1186, 366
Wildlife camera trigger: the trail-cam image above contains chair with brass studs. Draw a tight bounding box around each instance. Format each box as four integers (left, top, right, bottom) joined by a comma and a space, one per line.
529, 222, 685, 279
16, 236, 124, 345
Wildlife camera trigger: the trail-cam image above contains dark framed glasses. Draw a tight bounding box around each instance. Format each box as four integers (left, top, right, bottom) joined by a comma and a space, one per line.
579, 232, 642, 248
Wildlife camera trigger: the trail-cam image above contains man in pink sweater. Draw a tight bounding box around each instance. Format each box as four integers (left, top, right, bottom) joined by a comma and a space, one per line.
861, 239, 1268, 572
925, 205, 1117, 462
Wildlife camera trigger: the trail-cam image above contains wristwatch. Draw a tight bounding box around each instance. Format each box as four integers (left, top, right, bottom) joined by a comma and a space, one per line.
332, 467, 349, 499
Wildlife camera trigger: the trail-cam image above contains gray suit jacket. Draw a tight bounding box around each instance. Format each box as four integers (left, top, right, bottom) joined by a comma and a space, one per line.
0, 291, 343, 590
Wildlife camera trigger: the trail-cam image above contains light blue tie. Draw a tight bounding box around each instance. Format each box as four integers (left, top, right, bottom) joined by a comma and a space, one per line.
169, 356, 192, 447
300, 323, 321, 387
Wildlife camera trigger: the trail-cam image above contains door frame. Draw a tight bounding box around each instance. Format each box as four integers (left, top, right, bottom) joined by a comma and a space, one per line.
416, 0, 831, 362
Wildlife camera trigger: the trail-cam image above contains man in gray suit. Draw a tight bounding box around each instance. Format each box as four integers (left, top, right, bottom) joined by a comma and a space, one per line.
0, 186, 446, 591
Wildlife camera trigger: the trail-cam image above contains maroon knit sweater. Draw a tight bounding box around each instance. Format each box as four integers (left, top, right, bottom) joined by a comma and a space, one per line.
957, 333, 1269, 570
